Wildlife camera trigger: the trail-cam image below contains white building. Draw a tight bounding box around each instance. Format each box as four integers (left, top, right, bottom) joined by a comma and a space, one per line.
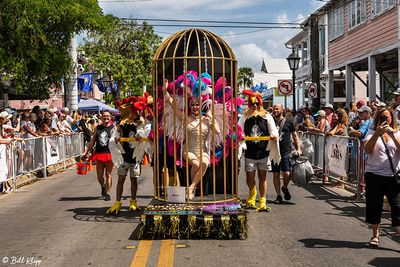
252, 58, 299, 109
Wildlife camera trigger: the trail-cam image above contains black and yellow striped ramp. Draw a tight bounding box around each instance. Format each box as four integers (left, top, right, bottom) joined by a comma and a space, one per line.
133, 199, 247, 240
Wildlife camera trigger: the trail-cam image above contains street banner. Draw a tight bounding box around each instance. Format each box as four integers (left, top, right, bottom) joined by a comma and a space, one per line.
95, 78, 106, 92
78, 73, 94, 92
46, 137, 60, 165
326, 137, 348, 177
0, 144, 8, 182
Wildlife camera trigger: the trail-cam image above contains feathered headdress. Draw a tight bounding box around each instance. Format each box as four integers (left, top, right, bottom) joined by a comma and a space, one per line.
115, 94, 150, 125
115, 96, 138, 121
242, 89, 266, 118
242, 89, 262, 108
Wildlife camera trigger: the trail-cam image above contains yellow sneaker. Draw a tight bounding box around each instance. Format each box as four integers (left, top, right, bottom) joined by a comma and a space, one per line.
106, 201, 122, 215
246, 187, 257, 209
256, 197, 271, 212
129, 199, 140, 212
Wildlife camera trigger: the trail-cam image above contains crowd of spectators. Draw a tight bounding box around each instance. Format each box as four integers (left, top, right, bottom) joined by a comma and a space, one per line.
283, 91, 400, 141
0, 105, 101, 194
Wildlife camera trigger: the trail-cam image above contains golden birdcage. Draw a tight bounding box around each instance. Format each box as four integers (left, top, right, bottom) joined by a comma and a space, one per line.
152, 28, 239, 204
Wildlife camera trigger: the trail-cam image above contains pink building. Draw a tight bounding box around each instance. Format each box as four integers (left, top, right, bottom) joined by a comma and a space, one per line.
323, 0, 399, 105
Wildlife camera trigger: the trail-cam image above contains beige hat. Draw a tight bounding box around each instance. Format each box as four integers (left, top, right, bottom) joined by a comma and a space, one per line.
0, 111, 12, 123
322, 103, 334, 110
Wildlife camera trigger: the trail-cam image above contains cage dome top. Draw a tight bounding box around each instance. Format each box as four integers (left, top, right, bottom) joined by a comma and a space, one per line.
153, 28, 236, 61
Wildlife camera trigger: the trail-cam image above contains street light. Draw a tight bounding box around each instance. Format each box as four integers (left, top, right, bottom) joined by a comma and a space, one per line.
286, 48, 300, 111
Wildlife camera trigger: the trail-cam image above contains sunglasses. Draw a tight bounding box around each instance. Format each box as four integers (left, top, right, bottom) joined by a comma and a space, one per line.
251, 102, 260, 106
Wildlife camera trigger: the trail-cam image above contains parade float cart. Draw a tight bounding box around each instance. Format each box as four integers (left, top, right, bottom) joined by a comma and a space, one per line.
135, 28, 247, 240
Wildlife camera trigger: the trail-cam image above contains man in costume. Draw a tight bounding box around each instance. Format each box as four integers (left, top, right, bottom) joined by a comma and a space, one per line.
106, 96, 148, 215
238, 90, 279, 211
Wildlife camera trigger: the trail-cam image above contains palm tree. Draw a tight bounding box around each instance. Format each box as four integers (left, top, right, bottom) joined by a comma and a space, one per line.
238, 67, 254, 91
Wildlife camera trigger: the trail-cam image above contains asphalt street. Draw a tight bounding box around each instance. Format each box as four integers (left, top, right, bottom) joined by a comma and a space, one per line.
0, 164, 399, 267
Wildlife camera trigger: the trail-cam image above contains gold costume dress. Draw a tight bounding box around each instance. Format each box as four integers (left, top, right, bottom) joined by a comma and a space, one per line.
186, 117, 210, 163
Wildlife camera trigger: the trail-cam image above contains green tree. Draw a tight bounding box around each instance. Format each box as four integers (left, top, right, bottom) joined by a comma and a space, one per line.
81, 18, 161, 101
0, 0, 106, 99
238, 67, 254, 90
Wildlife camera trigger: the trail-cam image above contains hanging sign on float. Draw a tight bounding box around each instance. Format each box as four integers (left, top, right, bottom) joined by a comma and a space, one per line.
277, 80, 293, 96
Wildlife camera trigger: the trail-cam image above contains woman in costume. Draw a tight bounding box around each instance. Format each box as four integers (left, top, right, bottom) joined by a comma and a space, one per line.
163, 79, 221, 199
83, 110, 115, 201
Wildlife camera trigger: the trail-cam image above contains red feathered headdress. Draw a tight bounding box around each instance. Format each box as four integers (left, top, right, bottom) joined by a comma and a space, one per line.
141, 92, 154, 119
115, 96, 139, 121
242, 89, 262, 108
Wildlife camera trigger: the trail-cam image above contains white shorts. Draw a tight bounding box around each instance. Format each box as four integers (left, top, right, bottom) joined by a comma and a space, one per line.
244, 157, 270, 172
117, 162, 141, 178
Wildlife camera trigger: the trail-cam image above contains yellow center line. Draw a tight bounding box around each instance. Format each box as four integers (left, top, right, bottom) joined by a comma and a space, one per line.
130, 240, 153, 267
157, 239, 175, 267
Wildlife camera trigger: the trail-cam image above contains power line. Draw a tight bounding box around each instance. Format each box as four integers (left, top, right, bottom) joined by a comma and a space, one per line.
316, 0, 398, 5
124, 24, 300, 29
218, 15, 308, 37
220, 28, 274, 37
121, 18, 300, 25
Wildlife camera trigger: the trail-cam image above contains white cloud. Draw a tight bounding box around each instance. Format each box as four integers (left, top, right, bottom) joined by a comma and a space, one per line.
234, 43, 271, 70
277, 12, 290, 23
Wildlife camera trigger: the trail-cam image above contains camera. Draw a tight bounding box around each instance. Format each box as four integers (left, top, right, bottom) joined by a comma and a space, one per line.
379, 115, 388, 124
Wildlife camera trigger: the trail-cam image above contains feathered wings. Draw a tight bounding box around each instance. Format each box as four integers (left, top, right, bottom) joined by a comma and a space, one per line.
160, 70, 243, 163
161, 94, 231, 151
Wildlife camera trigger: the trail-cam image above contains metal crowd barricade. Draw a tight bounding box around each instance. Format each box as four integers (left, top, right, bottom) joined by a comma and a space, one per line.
298, 132, 325, 175
0, 143, 15, 192
297, 131, 364, 201
0, 133, 84, 193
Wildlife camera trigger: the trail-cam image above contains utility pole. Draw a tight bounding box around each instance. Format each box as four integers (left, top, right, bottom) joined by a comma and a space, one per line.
310, 15, 321, 109
68, 34, 78, 110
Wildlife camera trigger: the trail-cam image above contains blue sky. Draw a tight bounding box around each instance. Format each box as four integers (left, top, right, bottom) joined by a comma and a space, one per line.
98, 0, 325, 71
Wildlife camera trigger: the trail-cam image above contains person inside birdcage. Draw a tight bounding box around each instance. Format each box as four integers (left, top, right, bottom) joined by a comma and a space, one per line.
162, 72, 234, 200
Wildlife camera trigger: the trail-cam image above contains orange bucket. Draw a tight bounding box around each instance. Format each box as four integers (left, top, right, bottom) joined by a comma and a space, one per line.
76, 161, 89, 175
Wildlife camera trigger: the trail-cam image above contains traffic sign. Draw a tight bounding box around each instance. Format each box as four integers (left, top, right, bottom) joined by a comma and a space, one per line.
308, 83, 317, 98
278, 80, 293, 95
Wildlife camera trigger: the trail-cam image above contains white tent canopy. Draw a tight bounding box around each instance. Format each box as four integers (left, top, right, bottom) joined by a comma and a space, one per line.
78, 98, 118, 113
